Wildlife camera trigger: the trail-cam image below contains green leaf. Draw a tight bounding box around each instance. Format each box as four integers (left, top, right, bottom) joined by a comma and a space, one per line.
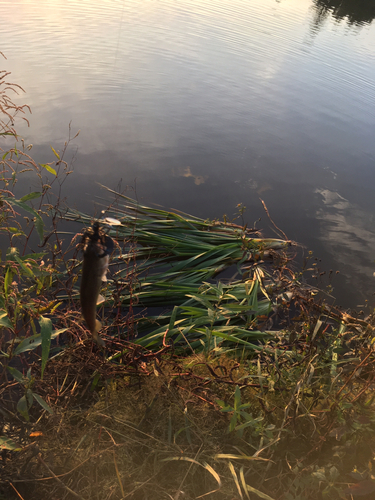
312, 470, 327, 482
211, 330, 265, 349
235, 421, 257, 432
50, 146, 60, 160
216, 400, 229, 409
14, 255, 34, 277
40, 163, 57, 176
8, 366, 25, 383
245, 484, 275, 500
229, 413, 238, 432
168, 306, 179, 331
8, 199, 44, 242
186, 294, 214, 310
91, 372, 101, 391
17, 395, 30, 421
0, 311, 13, 329
23, 252, 46, 260
32, 392, 53, 414
234, 385, 241, 410
13, 328, 67, 355
34, 216, 44, 243
6, 227, 23, 234
20, 192, 42, 202
26, 388, 33, 407
0, 436, 21, 451
3, 267, 13, 298
40, 316, 52, 379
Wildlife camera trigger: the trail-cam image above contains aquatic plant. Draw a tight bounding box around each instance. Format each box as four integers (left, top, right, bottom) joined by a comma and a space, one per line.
0, 57, 78, 422
66, 194, 294, 356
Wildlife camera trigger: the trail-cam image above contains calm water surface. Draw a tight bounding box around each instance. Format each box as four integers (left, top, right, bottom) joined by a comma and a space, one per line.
1, 0, 375, 308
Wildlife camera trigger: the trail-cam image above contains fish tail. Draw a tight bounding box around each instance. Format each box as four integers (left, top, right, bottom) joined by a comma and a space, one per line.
92, 319, 105, 347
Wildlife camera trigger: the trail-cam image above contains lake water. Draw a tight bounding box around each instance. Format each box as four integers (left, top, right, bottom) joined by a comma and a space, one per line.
1, 0, 375, 308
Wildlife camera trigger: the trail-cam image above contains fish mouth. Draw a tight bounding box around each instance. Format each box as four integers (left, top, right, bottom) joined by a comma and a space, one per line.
82, 222, 114, 258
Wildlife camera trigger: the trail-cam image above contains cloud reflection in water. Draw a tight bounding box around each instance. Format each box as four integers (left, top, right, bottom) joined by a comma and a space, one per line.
316, 188, 375, 303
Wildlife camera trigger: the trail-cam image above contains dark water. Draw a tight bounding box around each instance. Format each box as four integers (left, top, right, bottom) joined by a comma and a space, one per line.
1, 0, 375, 308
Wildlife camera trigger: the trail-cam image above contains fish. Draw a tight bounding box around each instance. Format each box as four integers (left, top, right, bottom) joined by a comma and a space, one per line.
80, 222, 114, 346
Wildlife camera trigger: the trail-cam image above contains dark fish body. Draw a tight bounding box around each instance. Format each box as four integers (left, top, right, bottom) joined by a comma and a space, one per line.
80, 223, 114, 346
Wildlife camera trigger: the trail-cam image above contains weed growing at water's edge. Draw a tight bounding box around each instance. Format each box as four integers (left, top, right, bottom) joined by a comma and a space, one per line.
0, 58, 79, 423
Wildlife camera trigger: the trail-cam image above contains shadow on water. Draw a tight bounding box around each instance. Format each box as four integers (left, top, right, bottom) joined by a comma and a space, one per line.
313, 0, 375, 26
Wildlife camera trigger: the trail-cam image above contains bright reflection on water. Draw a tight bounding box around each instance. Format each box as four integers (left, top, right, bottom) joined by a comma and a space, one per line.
1, 0, 375, 307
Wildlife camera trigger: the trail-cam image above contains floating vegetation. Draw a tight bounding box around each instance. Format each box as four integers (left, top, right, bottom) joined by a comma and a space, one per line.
65, 193, 296, 355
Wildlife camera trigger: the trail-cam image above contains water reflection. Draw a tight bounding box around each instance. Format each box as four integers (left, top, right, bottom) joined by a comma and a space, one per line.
174, 166, 207, 186
315, 188, 375, 304
313, 0, 375, 26
1, 0, 375, 308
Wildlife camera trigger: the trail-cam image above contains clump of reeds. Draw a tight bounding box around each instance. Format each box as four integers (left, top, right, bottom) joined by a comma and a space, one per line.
65, 193, 298, 355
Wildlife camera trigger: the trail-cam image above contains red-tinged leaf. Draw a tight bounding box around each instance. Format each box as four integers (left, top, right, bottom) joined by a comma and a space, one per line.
344, 480, 375, 497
